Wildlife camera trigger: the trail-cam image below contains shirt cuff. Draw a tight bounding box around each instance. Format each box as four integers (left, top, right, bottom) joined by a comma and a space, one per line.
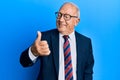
28, 47, 38, 63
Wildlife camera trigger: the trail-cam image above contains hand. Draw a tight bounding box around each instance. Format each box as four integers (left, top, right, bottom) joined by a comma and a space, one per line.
31, 31, 50, 56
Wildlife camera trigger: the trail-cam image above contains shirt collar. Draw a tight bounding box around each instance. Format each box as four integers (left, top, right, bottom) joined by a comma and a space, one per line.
59, 31, 75, 40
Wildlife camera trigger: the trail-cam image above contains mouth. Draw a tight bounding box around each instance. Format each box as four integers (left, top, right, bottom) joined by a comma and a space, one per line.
58, 24, 66, 28
58, 22, 66, 26
57, 21, 66, 28
60, 24, 66, 26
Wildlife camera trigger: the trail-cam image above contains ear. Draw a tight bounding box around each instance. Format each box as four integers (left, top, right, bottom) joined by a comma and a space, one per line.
75, 18, 80, 26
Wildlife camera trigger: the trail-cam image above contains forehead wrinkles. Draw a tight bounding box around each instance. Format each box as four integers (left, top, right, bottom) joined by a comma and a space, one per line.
59, 4, 77, 15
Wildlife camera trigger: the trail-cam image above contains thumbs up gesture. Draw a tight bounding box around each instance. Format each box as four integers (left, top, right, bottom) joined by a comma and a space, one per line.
31, 31, 50, 56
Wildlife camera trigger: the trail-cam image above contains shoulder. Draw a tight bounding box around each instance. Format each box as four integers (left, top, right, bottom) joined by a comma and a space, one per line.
42, 29, 58, 35
41, 29, 59, 40
75, 31, 91, 42
75, 31, 92, 50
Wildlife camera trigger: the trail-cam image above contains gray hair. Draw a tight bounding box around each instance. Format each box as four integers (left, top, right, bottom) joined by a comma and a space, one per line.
61, 2, 80, 18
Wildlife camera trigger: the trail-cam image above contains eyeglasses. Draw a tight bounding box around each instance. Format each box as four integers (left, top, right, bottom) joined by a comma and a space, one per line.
55, 12, 78, 21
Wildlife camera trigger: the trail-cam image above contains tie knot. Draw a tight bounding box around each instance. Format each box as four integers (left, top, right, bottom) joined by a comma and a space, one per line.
63, 35, 69, 40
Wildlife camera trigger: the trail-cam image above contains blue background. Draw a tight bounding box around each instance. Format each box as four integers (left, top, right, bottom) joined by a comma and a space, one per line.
0, 0, 120, 80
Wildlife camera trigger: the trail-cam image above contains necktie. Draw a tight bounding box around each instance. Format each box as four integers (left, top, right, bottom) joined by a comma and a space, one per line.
63, 35, 73, 80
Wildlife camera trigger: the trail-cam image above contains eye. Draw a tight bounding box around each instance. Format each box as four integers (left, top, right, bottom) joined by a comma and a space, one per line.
57, 13, 62, 18
64, 14, 70, 19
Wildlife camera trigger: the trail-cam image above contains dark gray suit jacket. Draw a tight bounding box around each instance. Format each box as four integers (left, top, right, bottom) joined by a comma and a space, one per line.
20, 29, 94, 80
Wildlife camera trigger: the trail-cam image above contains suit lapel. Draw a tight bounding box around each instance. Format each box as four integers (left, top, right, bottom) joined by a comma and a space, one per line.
51, 30, 59, 77
75, 31, 84, 80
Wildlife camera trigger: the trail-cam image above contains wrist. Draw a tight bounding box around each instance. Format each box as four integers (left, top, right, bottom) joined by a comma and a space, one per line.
31, 45, 39, 57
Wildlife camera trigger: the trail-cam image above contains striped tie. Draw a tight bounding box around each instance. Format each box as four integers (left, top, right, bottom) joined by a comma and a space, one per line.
63, 35, 73, 80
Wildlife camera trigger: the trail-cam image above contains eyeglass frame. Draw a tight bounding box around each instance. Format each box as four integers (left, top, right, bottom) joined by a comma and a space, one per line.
55, 12, 78, 21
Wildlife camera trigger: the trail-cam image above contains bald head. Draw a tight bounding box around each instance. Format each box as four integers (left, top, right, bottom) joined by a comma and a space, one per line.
59, 2, 80, 18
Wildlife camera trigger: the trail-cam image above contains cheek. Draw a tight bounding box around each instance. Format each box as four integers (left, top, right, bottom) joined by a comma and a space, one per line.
56, 20, 59, 24
66, 22, 75, 29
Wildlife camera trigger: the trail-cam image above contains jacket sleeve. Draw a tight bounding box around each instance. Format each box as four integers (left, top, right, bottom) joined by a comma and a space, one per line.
20, 48, 34, 67
84, 39, 94, 80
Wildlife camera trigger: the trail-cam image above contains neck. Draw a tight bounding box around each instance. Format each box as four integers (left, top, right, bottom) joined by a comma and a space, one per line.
59, 30, 74, 35
60, 30, 74, 35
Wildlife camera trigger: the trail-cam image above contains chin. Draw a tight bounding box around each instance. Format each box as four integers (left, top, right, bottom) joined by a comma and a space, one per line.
57, 28, 65, 33
58, 27, 64, 31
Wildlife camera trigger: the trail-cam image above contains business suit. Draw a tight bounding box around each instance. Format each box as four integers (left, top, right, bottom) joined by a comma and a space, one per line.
20, 29, 94, 80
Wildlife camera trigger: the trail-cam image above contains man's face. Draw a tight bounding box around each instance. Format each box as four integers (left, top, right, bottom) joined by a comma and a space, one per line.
56, 4, 79, 35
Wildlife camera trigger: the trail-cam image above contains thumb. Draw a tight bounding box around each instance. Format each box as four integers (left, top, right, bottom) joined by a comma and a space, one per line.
36, 31, 42, 42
